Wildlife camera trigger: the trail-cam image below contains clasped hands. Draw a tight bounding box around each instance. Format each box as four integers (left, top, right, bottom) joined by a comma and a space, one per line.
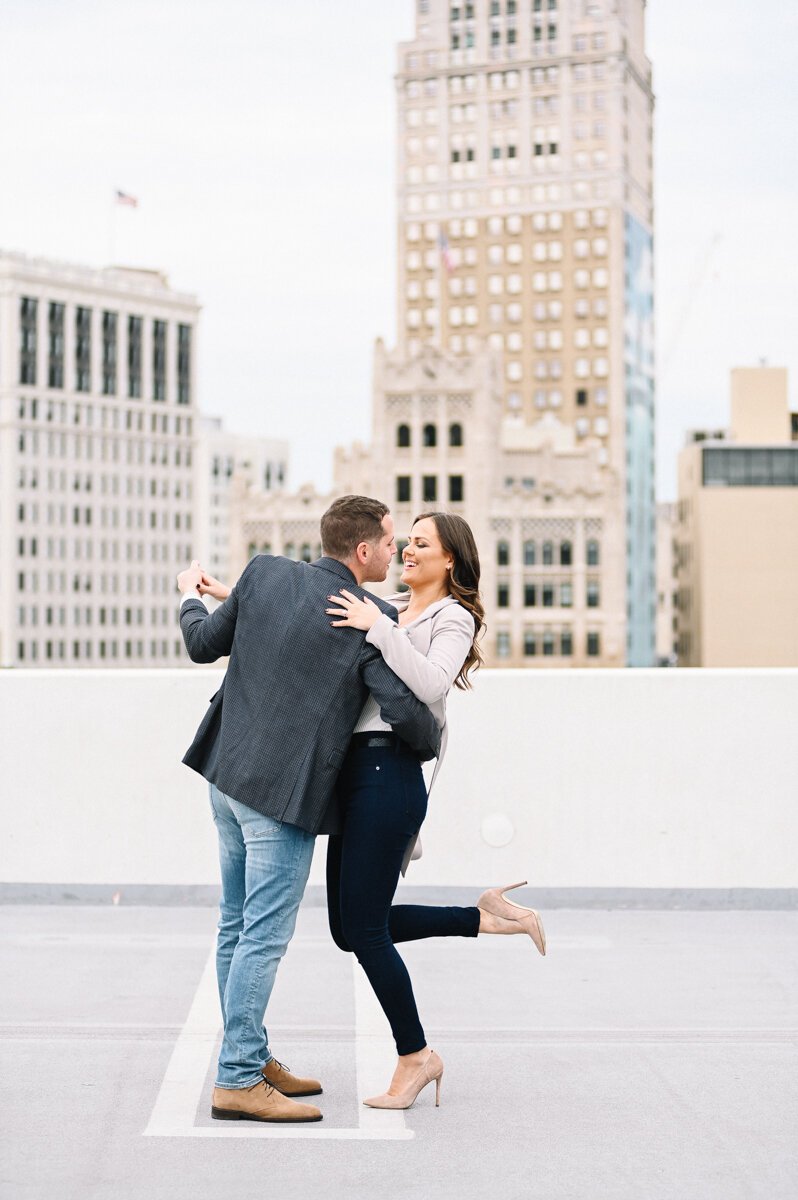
176, 561, 231, 602
326, 589, 382, 632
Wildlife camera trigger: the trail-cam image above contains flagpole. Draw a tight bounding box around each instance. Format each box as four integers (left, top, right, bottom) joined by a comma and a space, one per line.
107, 194, 116, 266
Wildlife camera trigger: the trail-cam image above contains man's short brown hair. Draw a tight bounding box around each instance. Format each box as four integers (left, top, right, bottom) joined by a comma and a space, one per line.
320, 495, 389, 561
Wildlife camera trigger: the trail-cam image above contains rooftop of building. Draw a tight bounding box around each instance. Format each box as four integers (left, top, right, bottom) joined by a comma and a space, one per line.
2, 899, 795, 1200
2, 667, 796, 1197
0, 248, 199, 307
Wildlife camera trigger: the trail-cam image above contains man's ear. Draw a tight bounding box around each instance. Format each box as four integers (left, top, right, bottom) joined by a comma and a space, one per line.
355, 541, 370, 565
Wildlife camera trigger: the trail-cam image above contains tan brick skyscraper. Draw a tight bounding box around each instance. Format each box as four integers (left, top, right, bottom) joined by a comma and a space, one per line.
395, 0, 655, 663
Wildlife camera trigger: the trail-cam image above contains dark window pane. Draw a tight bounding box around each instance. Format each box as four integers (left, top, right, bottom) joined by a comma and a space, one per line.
397, 423, 411, 448
423, 475, 437, 502
497, 540, 510, 566
423, 423, 437, 447
449, 475, 464, 502
397, 475, 411, 503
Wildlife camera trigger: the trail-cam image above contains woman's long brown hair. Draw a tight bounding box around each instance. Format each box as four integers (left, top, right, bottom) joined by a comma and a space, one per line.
412, 511, 485, 690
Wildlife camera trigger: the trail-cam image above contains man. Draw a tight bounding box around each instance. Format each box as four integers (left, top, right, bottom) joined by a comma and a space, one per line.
177, 495, 440, 1124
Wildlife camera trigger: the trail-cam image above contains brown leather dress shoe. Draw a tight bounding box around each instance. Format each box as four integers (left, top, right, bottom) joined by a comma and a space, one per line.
211, 1080, 322, 1122
262, 1057, 323, 1097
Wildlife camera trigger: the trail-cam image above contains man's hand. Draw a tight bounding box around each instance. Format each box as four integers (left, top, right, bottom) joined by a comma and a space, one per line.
177, 560, 204, 596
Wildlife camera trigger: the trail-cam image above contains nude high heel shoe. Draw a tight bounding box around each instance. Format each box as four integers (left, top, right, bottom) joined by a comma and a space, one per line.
362, 1049, 444, 1110
477, 881, 546, 955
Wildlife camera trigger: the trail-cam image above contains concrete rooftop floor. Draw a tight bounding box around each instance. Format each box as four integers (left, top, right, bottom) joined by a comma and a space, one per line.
1, 900, 796, 1200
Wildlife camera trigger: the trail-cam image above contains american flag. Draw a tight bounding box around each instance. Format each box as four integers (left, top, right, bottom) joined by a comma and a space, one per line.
115, 189, 139, 208
437, 231, 454, 274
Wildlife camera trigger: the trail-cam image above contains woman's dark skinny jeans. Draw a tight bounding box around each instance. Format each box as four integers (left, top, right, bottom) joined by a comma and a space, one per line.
327, 741, 480, 1056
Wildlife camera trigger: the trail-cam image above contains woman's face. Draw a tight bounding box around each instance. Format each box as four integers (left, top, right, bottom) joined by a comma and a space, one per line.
400, 518, 454, 590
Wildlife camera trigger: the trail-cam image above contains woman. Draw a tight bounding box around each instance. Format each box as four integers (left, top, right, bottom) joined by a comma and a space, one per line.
323, 512, 545, 1112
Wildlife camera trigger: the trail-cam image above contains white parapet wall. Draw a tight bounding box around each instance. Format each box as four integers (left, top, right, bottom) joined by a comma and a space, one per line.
2, 668, 797, 891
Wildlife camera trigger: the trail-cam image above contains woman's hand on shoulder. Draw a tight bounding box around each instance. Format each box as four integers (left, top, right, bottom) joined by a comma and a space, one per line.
326, 588, 382, 631
198, 571, 231, 602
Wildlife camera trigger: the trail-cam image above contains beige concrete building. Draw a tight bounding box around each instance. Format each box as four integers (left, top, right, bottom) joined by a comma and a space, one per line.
232, 340, 625, 666
0, 251, 200, 667
395, 0, 656, 663
675, 367, 798, 667
196, 416, 288, 585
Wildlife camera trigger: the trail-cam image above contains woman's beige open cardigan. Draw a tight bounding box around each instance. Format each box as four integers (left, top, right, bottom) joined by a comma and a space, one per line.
364, 592, 475, 873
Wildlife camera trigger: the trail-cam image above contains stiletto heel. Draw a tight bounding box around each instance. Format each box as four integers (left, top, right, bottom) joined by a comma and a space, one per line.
477, 880, 547, 956
363, 1049, 444, 1110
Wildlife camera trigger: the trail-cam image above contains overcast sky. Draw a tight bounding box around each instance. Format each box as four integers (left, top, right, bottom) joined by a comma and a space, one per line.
1, 0, 796, 499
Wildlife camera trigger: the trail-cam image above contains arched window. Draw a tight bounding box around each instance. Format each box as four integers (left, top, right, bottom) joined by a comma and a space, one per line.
449, 422, 463, 447
397, 423, 411, 448
523, 539, 536, 566
497, 539, 510, 567
300, 543, 312, 562
423, 423, 437, 447
542, 540, 553, 565
284, 542, 295, 560
587, 538, 600, 566
560, 539, 572, 566
260, 542, 272, 555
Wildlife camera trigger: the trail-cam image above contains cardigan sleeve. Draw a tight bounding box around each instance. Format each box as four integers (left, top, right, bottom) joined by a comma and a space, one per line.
365, 604, 474, 704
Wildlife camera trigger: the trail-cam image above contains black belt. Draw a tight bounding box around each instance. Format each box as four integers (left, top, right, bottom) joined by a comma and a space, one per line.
349, 732, 400, 749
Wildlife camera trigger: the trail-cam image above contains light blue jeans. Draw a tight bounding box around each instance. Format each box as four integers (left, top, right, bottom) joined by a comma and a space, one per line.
209, 783, 316, 1089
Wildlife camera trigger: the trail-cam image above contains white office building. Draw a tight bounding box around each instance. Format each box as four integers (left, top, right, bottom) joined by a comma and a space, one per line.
0, 251, 200, 667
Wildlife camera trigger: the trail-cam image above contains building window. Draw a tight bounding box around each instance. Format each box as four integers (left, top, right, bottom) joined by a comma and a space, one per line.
587, 631, 601, 657
497, 540, 510, 567
560, 628, 573, 656
560, 581, 572, 607
75, 307, 92, 393
542, 630, 555, 656
449, 422, 463, 447
177, 324, 191, 405
48, 302, 65, 389
523, 539, 536, 565
449, 475, 464, 502
497, 630, 511, 659
397, 476, 411, 503
19, 297, 38, 385
102, 312, 117, 396
523, 630, 536, 656
423, 422, 437, 448
397, 423, 411, 448
586, 538, 600, 566
560, 539, 572, 566
542, 584, 554, 607
153, 319, 167, 401
576, 388, 588, 406
497, 583, 510, 608
524, 584, 536, 607
587, 580, 600, 607
128, 316, 143, 398
542, 540, 553, 565
423, 475, 437, 502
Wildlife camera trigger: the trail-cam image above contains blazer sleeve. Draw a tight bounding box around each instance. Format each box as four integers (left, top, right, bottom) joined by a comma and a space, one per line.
364, 605, 474, 703
178, 558, 258, 662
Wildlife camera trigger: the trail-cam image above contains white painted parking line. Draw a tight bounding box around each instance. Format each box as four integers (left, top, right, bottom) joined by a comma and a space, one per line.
143, 940, 413, 1140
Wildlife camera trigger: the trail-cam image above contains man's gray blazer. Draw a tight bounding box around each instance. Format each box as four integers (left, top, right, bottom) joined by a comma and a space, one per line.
179, 555, 441, 834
